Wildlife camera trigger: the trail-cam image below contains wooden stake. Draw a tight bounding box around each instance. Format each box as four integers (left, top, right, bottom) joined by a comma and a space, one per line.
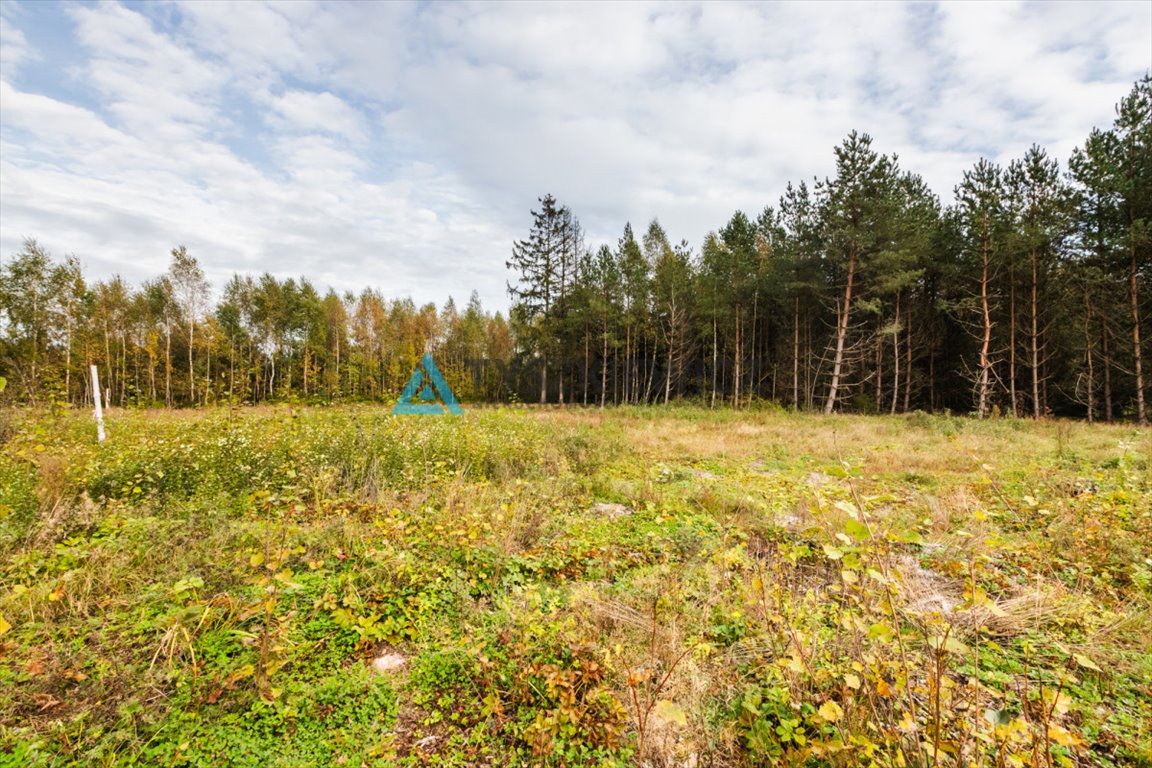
91, 365, 106, 443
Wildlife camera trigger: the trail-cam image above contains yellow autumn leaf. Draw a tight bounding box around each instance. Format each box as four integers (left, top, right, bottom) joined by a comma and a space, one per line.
0, 614, 11, 637
1073, 653, 1102, 672
1047, 723, 1085, 748
654, 699, 687, 727
818, 700, 844, 723
844, 673, 861, 690
249, 552, 265, 567
227, 663, 255, 683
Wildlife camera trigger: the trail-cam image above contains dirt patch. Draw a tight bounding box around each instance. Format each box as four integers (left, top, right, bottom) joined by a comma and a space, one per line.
370, 651, 407, 675
591, 502, 634, 518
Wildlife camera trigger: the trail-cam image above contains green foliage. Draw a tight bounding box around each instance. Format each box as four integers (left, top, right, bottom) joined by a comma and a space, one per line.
0, 406, 1148, 767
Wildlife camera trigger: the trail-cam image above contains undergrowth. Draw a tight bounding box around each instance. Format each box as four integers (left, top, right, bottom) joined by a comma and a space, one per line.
0, 405, 1148, 767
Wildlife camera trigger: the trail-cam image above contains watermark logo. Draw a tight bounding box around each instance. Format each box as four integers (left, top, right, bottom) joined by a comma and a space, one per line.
392, 353, 464, 415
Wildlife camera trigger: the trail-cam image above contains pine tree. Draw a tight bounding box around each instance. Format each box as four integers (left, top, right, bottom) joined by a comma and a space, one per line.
955, 159, 1008, 418
1006, 146, 1075, 418
819, 132, 900, 414
507, 194, 576, 404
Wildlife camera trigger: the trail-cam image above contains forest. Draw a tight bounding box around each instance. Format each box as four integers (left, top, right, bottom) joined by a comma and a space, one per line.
1, 77, 1148, 422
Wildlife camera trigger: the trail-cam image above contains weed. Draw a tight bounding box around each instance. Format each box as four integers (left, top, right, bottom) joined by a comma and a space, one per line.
0, 406, 1147, 767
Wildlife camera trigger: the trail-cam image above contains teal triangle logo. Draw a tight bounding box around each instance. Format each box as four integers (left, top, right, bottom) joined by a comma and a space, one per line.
392, 353, 464, 415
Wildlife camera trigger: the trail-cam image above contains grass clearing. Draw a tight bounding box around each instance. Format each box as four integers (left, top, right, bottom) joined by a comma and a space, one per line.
1, 405, 1149, 767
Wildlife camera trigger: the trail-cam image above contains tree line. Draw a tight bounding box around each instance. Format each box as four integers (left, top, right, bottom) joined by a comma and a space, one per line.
1, 78, 1149, 421
0, 241, 517, 408
507, 78, 1150, 422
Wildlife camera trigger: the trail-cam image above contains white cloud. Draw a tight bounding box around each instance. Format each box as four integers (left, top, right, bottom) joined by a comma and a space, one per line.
68, 3, 226, 136
0, 6, 37, 76
267, 89, 369, 144
1, 0, 1149, 312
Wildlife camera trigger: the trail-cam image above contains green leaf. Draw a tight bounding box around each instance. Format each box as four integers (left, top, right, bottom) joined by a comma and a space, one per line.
833, 499, 860, 519
927, 635, 969, 655
843, 518, 870, 540
868, 622, 895, 642
894, 529, 925, 544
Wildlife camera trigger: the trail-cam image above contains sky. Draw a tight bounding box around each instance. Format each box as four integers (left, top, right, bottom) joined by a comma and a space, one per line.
1, 1, 1149, 312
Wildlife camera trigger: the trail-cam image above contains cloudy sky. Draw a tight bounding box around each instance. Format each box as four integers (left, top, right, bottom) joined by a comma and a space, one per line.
1, 1, 1149, 311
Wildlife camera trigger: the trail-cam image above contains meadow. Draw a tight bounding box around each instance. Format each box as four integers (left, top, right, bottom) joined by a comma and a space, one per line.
0, 405, 1148, 767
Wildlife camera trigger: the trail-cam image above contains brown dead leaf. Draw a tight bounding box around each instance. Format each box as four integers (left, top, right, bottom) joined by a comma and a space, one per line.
32, 693, 62, 711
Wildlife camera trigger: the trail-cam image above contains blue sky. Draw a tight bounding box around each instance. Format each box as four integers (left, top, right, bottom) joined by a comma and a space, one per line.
1, 1, 1149, 311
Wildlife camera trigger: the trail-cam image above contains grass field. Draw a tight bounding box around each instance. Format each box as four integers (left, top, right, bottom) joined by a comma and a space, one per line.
0, 405, 1149, 767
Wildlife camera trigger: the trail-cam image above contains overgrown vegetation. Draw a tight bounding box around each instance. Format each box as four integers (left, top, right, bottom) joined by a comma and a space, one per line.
1, 405, 1149, 767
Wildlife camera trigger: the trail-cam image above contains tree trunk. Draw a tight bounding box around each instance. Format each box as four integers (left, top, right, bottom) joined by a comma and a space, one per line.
539, 353, 547, 405
903, 299, 913, 413
930, 344, 937, 411
624, 322, 631, 405
644, 337, 657, 404
1030, 249, 1041, 419
664, 298, 674, 405
165, 326, 172, 408
188, 320, 195, 404
805, 320, 813, 409
613, 343, 619, 405
229, 339, 235, 409
1102, 317, 1114, 422
1084, 284, 1095, 423
557, 350, 565, 405
103, 322, 113, 409
792, 296, 800, 408
977, 219, 993, 419
875, 331, 883, 412
891, 293, 900, 415
825, 242, 856, 414
206, 341, 211, 406
746, 287, 755, 407
710, 317, 718, 409
583, 325, 590, 406
601, 322, 608, 408
733, 307, 742, 409
120, 330, 128, 406
1132, 240, 1147, 425
1009, 255, 1018, 417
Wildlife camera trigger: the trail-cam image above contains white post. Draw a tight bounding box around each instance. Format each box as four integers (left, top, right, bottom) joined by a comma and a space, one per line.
91, 365, 106, 443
